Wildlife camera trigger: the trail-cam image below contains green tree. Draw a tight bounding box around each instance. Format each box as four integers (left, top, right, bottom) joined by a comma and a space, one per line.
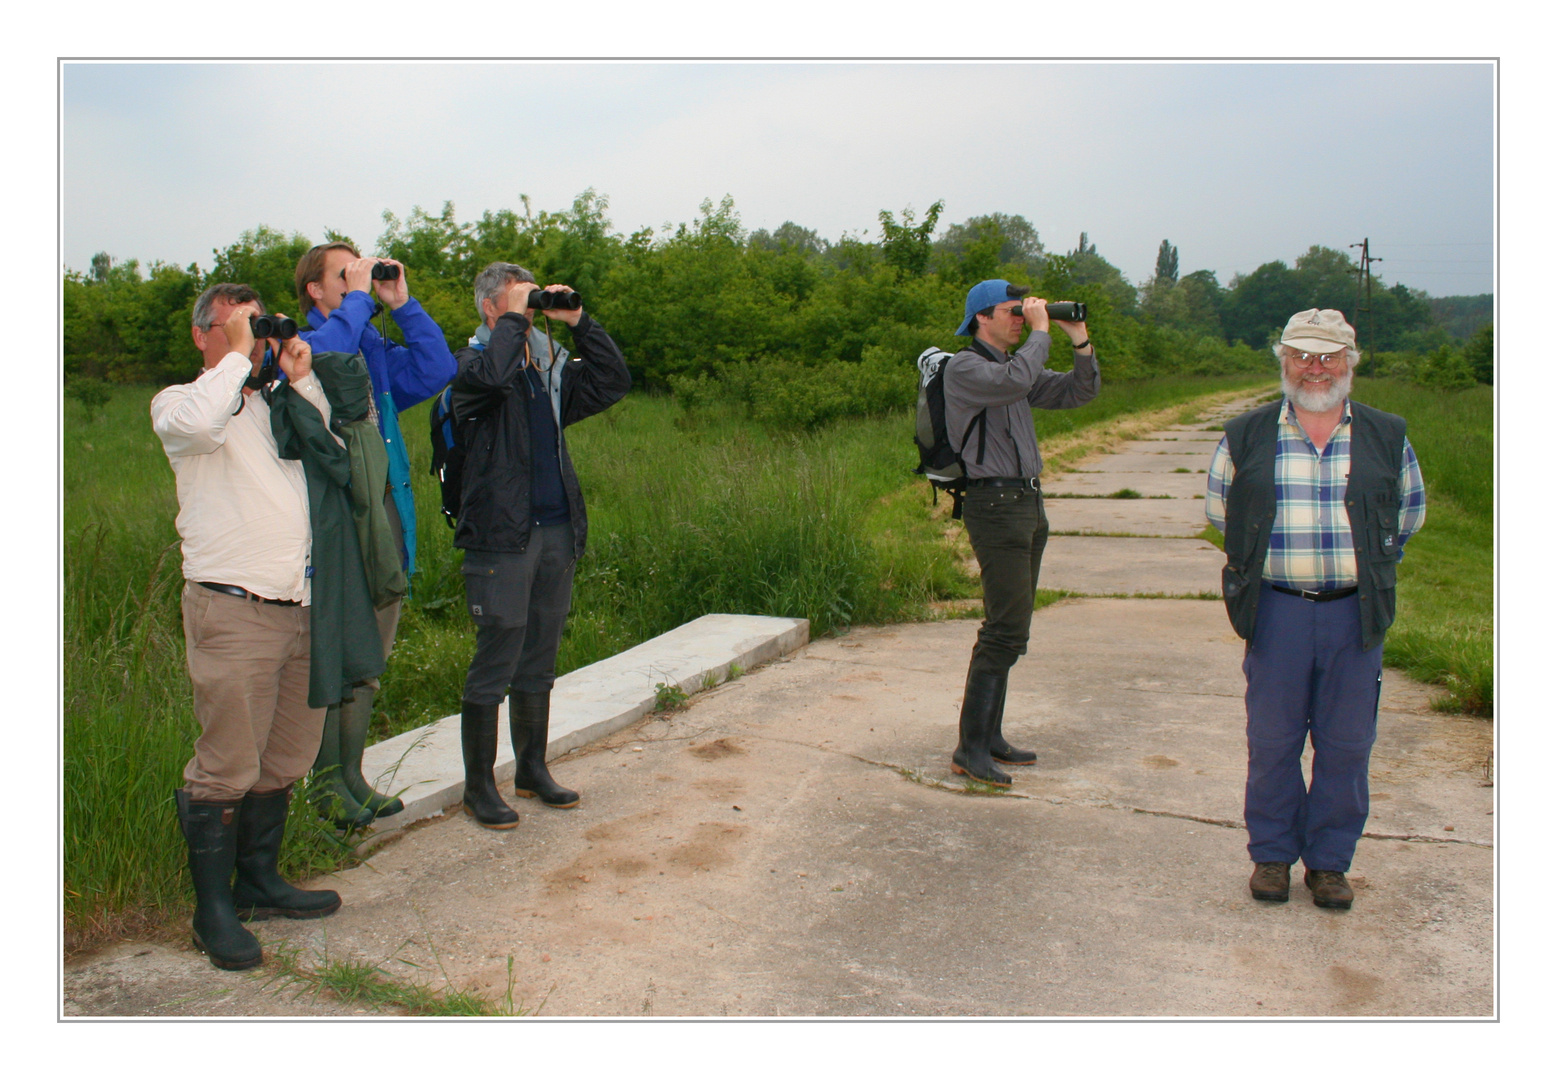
1154, 239, 1179, 285
1063, 232, 1138, 316
208, 226, 314, 316
1223, 261, 1304, 347
878, 200, 944, 278
63, 255, 203, 384
65, 377, 113, 421
1462, 322, 1494, 384
1140, 267, 1223, 338
1428, 294, 1494, 340
935, 213, 1046, 284
749, 221, 828, 256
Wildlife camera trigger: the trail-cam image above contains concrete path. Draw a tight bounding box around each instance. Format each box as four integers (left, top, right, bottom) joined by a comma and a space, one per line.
1038, 396, 1249, 599
63, 392, 1493, 1017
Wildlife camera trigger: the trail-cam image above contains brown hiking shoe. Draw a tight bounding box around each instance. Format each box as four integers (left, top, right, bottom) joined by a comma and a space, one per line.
1249, 861, 1291, 902
1304, 869, 1354, 909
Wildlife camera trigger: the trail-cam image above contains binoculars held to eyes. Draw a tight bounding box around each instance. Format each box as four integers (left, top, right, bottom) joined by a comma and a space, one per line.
249, 314, 298, 340
1044, 301, 1087, 322
527, 289, 583, 311
336, 261, 401, 282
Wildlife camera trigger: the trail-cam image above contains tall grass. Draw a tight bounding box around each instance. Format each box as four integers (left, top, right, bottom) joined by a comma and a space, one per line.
59, 372, 1328, 938
1349, 379, 1494, 714
65, 392, 387, 948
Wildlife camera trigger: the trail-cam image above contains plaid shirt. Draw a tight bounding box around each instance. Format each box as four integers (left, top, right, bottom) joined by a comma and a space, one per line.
1205, 399, 1427, 591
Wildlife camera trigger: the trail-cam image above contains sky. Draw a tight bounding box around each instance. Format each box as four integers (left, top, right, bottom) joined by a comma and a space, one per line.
61, 60, 1494, 297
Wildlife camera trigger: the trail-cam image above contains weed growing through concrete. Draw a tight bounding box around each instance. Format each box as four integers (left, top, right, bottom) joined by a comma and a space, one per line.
265, 940, 518, 1017
654, 682, 690, 712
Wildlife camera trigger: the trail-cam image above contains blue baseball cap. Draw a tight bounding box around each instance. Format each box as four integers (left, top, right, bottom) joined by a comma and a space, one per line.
956, 279, 1029, 336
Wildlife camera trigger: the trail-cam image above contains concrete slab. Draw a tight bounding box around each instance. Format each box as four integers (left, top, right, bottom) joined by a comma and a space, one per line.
1136, 431, 1225, 442
360, 613, 809, 832
1043, 471, 1209, 498
1039, 536, 1224, 595
1115, 441, 1214, 457
1044, 497, 1209, 537
67, 606, 1488, 1017
1063, 451, 1211, 474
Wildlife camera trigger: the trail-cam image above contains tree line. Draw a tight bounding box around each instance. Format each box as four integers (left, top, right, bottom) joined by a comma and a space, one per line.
63, 191, 1493, 425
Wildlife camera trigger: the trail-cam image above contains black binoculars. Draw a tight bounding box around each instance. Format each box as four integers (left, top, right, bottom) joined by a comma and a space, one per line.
250, 314, 298, 340
527, 289, 583, 311
1045, 301, 1087, 322
336, 261, 400, 281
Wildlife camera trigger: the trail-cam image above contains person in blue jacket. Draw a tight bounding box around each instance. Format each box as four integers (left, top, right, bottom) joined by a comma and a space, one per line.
295, 241, 457, 824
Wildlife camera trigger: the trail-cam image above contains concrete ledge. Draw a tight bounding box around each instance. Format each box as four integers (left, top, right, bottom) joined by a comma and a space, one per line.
359, 613, 809, 831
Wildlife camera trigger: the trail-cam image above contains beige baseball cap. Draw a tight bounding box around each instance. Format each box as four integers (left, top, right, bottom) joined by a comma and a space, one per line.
1280, 308, 1356, 352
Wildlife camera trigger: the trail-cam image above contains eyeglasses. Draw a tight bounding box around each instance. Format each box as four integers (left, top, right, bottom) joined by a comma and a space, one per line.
1003, 305, 1026, 318
1288, 350, 1347, 369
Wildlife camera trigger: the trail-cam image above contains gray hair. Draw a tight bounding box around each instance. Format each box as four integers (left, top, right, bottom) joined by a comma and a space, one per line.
473, 262, 536, 320
192, 283, 264, 330
1272, 342, 1360, 371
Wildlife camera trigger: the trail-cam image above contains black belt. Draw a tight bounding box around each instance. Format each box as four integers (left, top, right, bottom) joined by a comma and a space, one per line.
1271, 584, 1358, 603
968, 477, 1040, 490
198, 581, 301, 606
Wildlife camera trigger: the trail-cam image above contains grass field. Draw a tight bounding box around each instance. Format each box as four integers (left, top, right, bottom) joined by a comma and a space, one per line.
64, 368, 1486, 945
1349, 379, 1494, 714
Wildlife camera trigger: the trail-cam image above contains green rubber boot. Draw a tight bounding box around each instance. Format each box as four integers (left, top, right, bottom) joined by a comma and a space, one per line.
337, 687, 404, 818
309, 704, 375, 829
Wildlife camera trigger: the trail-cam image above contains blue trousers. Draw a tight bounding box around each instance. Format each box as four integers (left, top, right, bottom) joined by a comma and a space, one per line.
1243, 583, 1383, 872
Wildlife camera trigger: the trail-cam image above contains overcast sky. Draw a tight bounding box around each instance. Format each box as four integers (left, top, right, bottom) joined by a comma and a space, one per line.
63, 60, 1493, 297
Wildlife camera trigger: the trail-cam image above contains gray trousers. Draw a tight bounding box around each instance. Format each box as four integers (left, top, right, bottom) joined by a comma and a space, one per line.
461, 522, 577, 704
962, 484, 1049, 681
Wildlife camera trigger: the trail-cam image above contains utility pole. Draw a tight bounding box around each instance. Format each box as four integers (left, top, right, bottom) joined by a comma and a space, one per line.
1349, 238, 1382, 369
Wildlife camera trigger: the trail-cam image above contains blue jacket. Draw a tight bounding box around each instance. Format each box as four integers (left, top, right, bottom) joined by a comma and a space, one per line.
301, 291, 457, 577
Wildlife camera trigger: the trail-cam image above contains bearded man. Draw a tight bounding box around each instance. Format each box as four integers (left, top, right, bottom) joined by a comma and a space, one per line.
1206, 309, 1425, 911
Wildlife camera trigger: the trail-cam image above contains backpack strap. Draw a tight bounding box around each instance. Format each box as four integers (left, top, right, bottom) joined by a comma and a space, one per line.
959, 408, 989, 466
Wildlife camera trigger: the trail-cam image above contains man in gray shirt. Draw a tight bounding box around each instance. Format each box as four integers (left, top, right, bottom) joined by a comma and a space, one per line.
944, 278, 1100, 786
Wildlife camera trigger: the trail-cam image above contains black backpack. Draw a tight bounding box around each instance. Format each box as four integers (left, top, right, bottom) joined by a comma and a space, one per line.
428, 383, 465, 528
913, 346, 987, 520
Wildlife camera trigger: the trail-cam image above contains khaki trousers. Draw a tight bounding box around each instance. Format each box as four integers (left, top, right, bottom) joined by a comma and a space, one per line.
180, 582, 326, 801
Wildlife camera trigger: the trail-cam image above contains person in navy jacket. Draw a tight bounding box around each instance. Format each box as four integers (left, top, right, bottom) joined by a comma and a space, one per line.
294, 242, 457, 824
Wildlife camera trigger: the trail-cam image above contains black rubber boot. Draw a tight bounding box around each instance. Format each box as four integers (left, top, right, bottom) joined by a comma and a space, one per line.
338, 687, 404, 818
232, 785, 342, 921
461, 701, 518, 829
174, 790, 263, 971
308, 704, 376, 830
988, 670, 1037, 766
510, 691, 580, 809
950, 669, 1013, 787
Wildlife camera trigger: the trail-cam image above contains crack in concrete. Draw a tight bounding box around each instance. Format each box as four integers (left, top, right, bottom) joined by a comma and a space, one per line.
1120, 686, 1244, 699
748, 734, 1494, 849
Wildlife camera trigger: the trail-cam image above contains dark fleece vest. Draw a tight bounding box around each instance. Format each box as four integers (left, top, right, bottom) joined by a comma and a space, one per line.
1220, 398, 1407, 652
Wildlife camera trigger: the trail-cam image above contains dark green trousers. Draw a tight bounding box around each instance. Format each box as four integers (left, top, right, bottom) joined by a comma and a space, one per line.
962, 484, 1049, 680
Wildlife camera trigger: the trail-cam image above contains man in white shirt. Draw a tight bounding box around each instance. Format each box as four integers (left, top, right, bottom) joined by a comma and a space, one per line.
151, 284, 342, 971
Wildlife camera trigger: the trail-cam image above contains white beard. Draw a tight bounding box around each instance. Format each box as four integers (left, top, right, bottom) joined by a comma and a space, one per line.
1282, 367, 1352, 412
